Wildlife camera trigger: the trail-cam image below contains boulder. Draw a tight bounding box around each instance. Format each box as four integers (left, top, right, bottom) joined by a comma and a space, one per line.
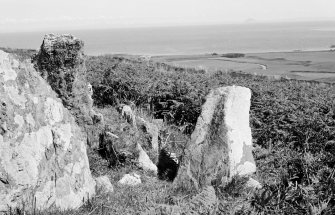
118, 173, 141, 186
0, 51, 95, 212
33, 34, 94, 126
95, 176, 114, 193
174, 86, 256, 191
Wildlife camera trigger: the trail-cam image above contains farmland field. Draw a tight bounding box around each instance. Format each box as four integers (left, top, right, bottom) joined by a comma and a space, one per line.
152, 50, 335, 83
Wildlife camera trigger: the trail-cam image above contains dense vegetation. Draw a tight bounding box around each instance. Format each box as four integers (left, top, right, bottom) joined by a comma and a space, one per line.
86, 55, 335, 214
221, 53, 246, 58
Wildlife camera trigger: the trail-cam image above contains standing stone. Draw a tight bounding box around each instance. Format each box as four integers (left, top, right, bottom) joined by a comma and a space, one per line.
33, 34, 93, 126
138, 117, 159, 151
174, 86, 256, 191
0, 51, 95, 212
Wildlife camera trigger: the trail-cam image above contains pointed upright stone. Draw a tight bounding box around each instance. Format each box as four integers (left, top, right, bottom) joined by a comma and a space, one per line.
174, 86, 256, 191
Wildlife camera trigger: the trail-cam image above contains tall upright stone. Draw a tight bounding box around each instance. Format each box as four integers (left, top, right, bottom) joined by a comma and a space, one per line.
0, 50, 96, 212
33, 34, 94, 126
174, 86, 256, 191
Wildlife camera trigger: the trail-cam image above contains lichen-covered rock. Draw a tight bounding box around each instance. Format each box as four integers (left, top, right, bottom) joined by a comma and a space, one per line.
174, 86, 256, 191
33, 34, 94, 126
0, 50, 96, 212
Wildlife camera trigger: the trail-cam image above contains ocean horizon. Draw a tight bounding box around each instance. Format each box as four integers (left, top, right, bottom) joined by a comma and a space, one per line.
0, 21, 335, 56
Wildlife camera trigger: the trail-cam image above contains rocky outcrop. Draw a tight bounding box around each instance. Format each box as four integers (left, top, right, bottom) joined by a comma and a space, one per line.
33, 34, 95, 126
0, 50, 95, 212
174, 86, 256, 191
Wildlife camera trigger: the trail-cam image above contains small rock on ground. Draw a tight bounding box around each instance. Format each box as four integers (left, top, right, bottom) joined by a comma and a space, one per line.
95, 176, 114, 193
118, 173, 141, 186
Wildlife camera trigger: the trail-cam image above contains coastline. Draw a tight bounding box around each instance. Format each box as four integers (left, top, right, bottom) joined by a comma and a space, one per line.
150, 49, 335, 83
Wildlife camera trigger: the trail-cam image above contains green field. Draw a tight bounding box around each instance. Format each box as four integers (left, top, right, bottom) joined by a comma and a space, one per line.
152, 50, 335, 83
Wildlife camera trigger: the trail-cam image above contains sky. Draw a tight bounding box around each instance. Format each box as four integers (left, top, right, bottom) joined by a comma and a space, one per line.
0, 0, 335, 32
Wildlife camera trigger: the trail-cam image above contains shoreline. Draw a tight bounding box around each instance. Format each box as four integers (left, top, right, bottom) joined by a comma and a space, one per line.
150, 49, 335, 83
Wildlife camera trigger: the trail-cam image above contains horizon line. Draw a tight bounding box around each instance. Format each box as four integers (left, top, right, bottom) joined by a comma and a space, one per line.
1, 19, 335, 34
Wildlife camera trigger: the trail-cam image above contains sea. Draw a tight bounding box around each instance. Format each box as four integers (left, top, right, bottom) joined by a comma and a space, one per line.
0, 21, 335, 56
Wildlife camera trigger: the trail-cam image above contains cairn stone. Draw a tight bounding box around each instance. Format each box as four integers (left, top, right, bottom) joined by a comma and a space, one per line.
174, 86, 256, 191
0, 50, 95, 212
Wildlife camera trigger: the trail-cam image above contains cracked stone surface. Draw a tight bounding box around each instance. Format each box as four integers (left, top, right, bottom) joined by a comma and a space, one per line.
0, 50, 96, 212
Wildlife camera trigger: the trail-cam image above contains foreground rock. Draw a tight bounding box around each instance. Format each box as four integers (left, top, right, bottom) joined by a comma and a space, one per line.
174, 86, 256, 191
0, 51, 95, 211
33, 34, 95, 126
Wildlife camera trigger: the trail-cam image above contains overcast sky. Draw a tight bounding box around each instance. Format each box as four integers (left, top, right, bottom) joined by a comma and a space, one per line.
1, 0, 335, 32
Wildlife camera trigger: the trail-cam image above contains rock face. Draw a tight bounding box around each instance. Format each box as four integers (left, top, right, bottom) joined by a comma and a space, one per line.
0, 50, 96, 212
33, 34, 94, 126
174, 86, 256, 191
